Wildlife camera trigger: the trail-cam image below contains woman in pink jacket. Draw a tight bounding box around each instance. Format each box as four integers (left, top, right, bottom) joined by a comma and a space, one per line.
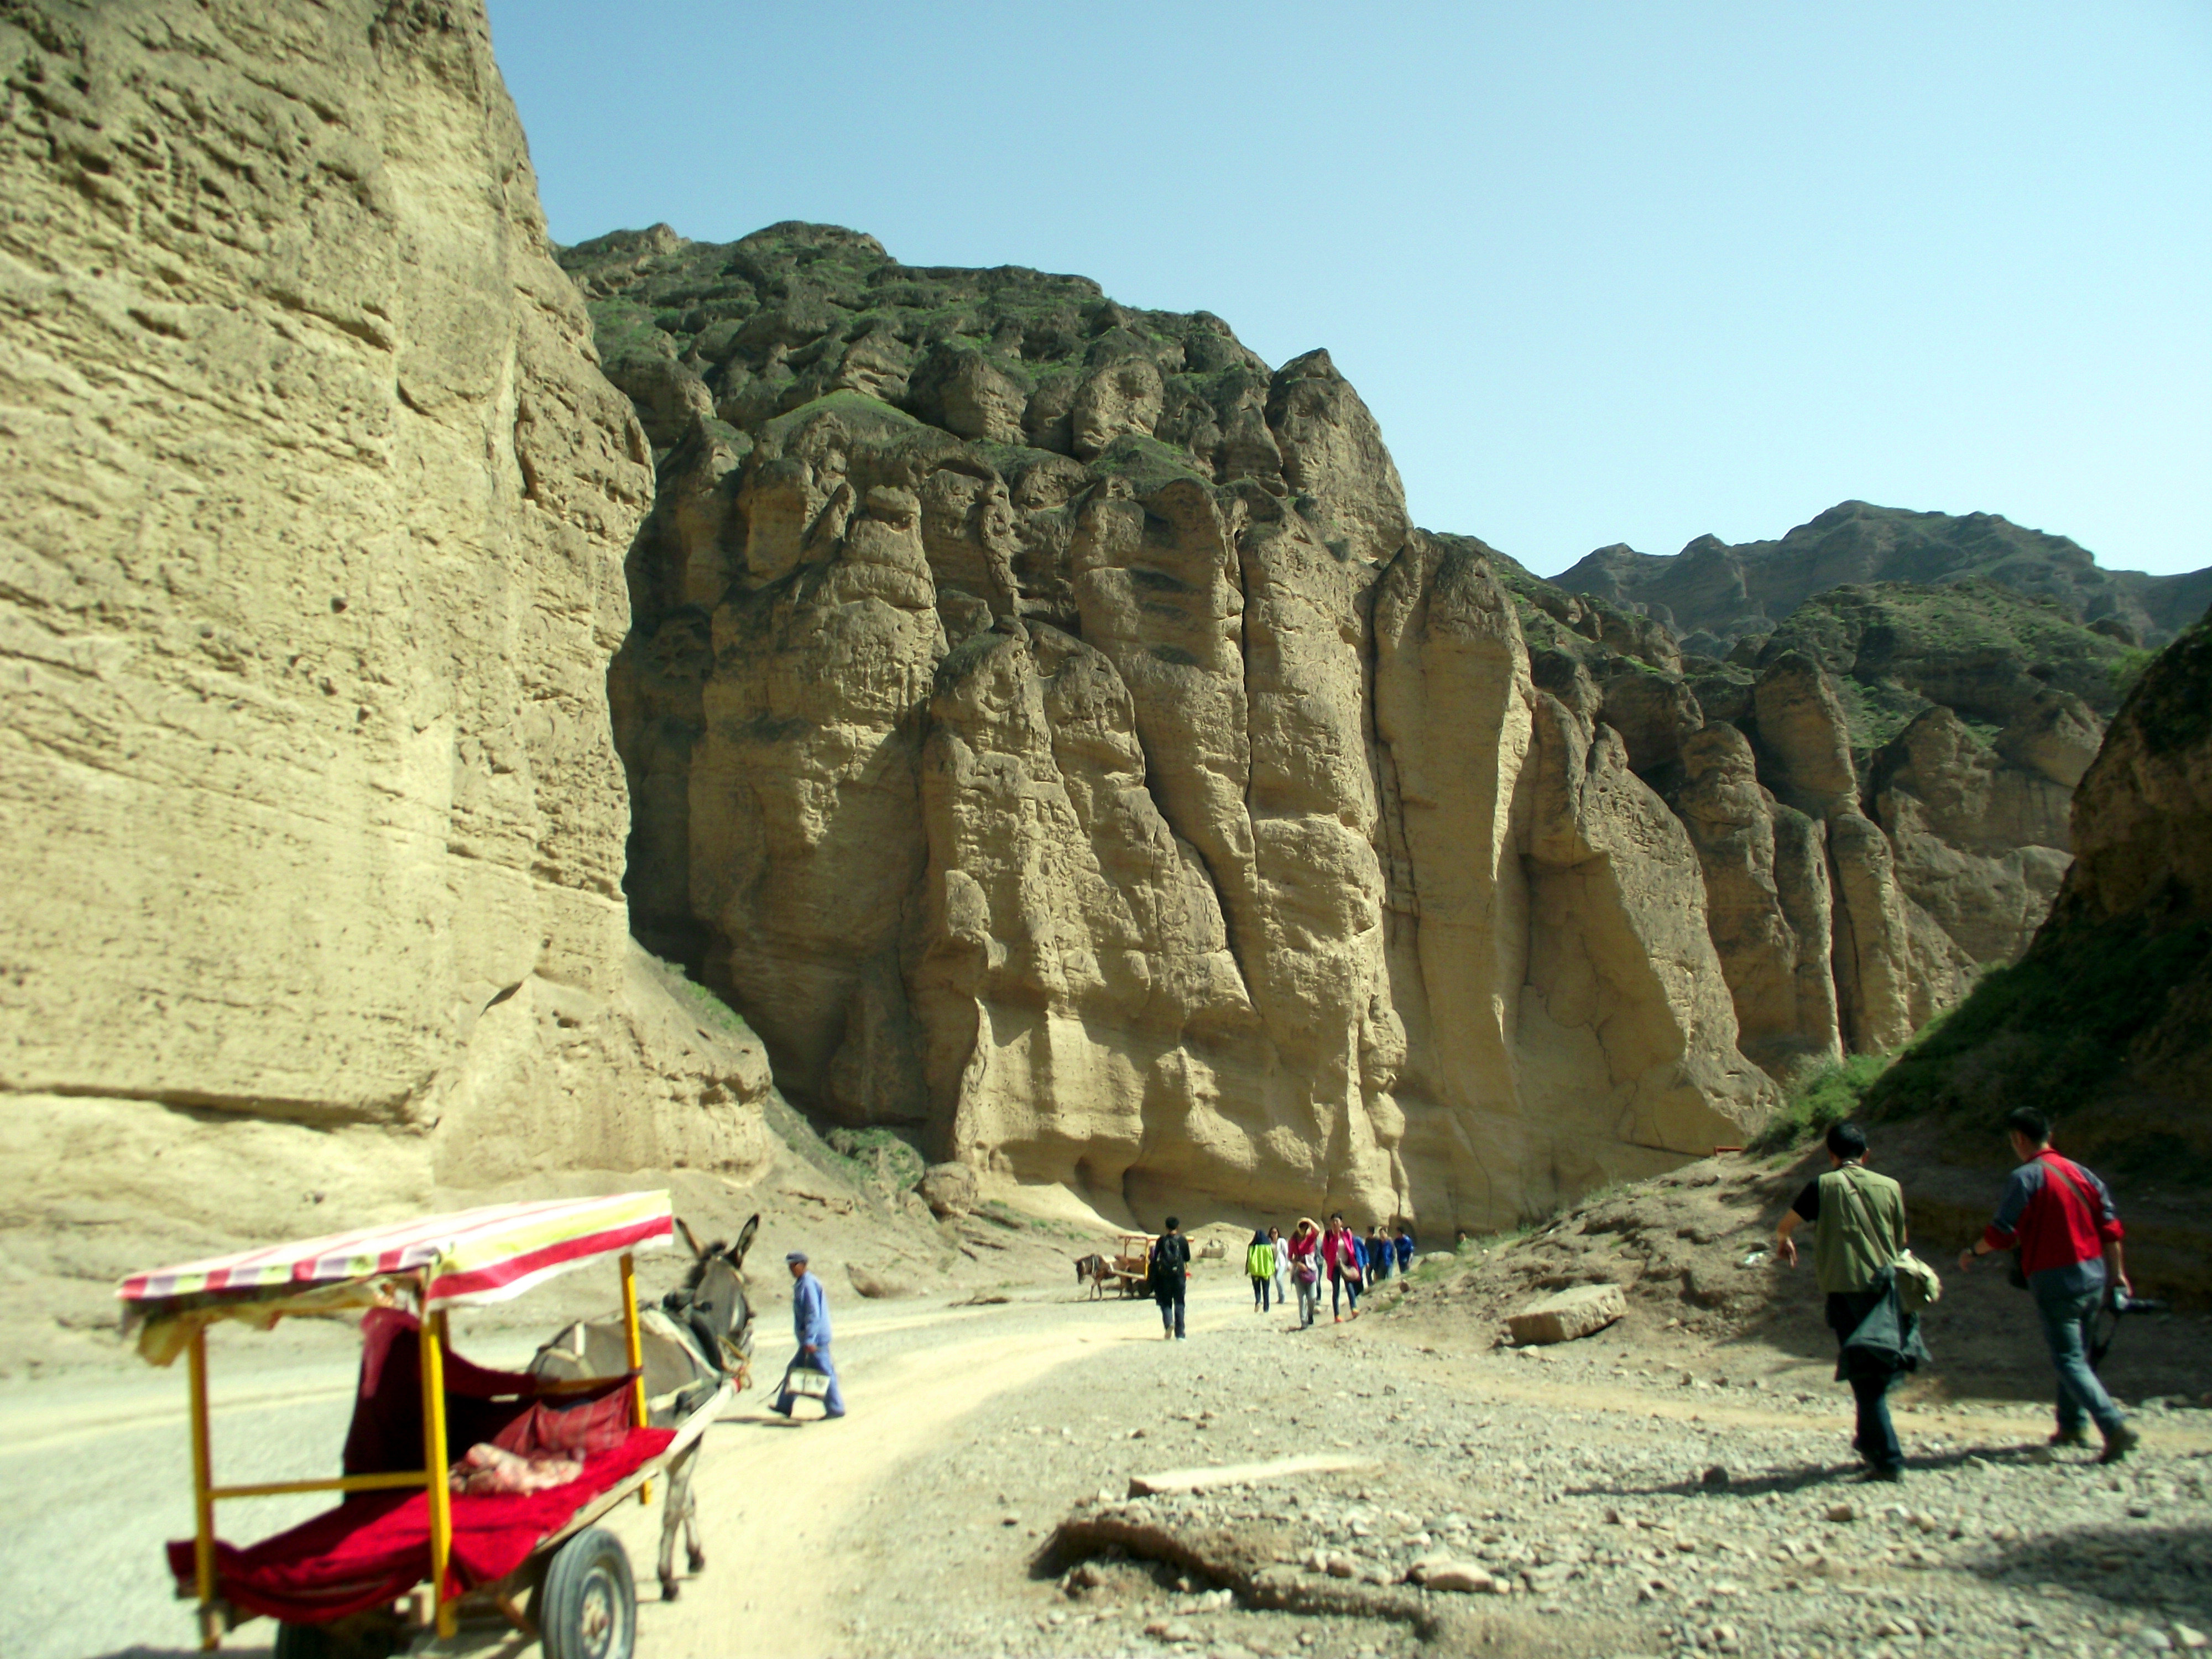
1322, 1213, 1363, 1322
1285, 1218, 1322, 1328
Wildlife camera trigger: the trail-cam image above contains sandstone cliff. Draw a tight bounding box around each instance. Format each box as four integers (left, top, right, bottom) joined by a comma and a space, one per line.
581, 223, 1772, 1232
0, 0, 770, 1269
580, 223, 2199, 1235
1557, 500, 2211, 657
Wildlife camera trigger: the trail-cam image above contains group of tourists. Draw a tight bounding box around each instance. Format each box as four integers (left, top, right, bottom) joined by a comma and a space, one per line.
1775, 1107, 2139, 1483
1141, 1213, 1416, 1340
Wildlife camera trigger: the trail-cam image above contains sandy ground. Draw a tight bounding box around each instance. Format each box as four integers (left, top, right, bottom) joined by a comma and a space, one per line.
11, 1182, 2210, 1659
0, 1254, 1177, 1659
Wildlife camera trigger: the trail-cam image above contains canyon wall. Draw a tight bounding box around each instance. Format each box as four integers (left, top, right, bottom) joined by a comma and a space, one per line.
588, 225, 1781, 1232
2, 0, 2175, 1265
0, 0, 769, 1263
583, 225, 2195, 1232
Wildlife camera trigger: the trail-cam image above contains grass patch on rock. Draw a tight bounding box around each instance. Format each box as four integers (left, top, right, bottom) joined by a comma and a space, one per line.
1749, 1052, 1893, 1153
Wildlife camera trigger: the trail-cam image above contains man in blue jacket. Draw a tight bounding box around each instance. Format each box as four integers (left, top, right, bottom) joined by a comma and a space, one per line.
771, 1249, 845, 1420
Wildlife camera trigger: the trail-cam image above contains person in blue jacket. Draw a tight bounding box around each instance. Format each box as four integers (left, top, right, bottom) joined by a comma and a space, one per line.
771, 1249, 845, 1419
1364, 1224, 1391, 1286
1394, 1223, 1416, 1276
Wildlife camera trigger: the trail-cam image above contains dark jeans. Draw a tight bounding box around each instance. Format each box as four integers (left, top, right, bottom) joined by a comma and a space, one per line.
1156, 1281, 1186, 1337
1827, 1290, 1902, 1473
1251, 1276, 1271, 1311
2033, 1271, 2126, 1439
1331, 1268, 1360, 1317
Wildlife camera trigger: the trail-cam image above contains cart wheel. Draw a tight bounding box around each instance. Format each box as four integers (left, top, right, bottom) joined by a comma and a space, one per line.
540, 1526, 635, 1659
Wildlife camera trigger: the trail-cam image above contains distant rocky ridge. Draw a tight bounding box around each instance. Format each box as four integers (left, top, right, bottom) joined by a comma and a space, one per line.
1555, 501, 2211, 658
564, 219, 2193, 1230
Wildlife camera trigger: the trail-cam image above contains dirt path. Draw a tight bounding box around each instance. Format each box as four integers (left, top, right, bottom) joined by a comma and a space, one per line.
11, 1260, 2207, 1659
599, 1286, 1246, 1659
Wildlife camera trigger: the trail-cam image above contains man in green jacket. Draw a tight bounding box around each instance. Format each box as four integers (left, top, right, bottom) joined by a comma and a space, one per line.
1775, 1120, 1915, 1481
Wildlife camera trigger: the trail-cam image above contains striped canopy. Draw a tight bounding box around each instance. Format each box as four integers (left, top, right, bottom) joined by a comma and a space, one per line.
117, 1191, 672, 1312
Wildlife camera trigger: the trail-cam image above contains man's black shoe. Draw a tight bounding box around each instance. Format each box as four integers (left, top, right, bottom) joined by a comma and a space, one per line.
1861, 1465, 1904, 1484
2049, 1428, 2091, 1449
2099, 1425, 2141, 1465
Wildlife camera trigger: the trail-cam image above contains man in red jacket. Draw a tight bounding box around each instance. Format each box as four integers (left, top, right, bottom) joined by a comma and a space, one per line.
1958, 1108, 2138, 1463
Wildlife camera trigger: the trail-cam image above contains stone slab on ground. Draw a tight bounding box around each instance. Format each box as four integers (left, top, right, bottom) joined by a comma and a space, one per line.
1128, 1453, 1377, 1498
1505, 1282, 1626, 1345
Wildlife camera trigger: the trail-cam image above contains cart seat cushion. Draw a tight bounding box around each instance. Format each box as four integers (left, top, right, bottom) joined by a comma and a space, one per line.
167, 1425, 675, 1625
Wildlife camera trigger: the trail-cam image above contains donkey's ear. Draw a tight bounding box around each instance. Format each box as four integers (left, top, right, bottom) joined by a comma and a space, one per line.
675, 1217, 706, 1259
732, 1213, 761, 1266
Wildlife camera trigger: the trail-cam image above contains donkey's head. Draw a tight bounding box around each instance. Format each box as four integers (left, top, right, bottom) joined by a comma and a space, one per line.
674, 1213, 758, 1368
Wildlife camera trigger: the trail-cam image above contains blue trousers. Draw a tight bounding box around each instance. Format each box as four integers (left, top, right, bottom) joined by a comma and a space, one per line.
2034, 1276, 2125, 1439
1331, 1269, 1359, 1317
774, 1346, 844, 1417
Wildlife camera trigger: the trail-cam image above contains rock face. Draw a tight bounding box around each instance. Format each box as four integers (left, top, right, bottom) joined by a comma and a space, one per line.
1557, 501, 2211, 657
1869, 615, 2212, 1169
0, 0, 770, 1256
1536, 564, 2152, 1067
586, 226, 1771, 1232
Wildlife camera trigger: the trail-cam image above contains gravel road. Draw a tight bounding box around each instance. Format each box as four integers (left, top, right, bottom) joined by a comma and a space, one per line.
8, 1256, 2208, 1659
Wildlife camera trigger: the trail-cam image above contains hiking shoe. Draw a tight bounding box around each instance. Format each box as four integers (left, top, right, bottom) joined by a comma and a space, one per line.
2048, 1428, 2092, 1449
2099, 1425, 2141, 1465
1861, 1465, 1905, 1484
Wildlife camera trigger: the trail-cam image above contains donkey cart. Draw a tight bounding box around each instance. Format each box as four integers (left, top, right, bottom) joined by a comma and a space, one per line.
117, 1190, 733, 1659
1108, 1234, 1155, 1297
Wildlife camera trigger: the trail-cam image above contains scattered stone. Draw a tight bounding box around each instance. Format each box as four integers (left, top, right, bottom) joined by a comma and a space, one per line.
1505, 1283, 1627, 1345
1825, 1503, 1856, 1524
1128, 1453, 1376, 1498
844, 1263, 914, 1300
1422, 1562, 1501, 1594
1700, 1465, 1731, 1490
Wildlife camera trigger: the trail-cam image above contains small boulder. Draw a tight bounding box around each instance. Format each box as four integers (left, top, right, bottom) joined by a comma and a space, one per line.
916, 1162, 978, 1218
1506, 1282, 1626, 1345
845, 1264, 913, 1300
1423, 1562, 1503, 1594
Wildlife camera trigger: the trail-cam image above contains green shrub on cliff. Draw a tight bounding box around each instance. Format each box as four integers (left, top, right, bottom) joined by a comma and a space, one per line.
1750, 1052, 1892, 1152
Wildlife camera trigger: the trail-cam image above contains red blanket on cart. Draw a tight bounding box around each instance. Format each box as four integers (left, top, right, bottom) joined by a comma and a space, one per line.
165, 1426, 674, 1623
168, 1311, 671, 1624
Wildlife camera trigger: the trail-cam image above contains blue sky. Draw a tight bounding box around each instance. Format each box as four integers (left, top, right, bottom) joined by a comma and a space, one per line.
486, 2, 2210, 578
